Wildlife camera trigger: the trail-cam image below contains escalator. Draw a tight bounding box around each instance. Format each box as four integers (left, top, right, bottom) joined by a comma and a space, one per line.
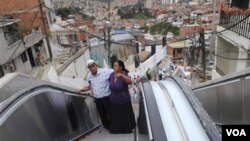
0, 73, 221, 141
0, 80, 100, 140
138, 77, 221, 141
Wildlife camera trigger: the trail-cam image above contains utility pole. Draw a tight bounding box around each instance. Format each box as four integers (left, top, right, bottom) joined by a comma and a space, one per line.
38, 0, 53, 62
200, 29, 206, 82
103, 30, 106, 49
210, 0, 217, 58
107, 0, 111, 67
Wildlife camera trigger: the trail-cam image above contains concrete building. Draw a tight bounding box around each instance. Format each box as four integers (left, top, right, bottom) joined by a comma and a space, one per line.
212, 0, 250, 79
180, 24, 203, 36
145, 0, 154, 9
88, 33, 135, 67
110, 33, 136, 62
0, 19, 32, 78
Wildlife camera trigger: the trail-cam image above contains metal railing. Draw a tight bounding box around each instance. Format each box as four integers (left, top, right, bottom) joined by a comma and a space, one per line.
23, 30, 44, 47
219, 10, 250, 39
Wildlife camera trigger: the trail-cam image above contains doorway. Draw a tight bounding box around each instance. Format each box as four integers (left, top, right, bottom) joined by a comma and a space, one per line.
27, 48, 36, 67
0, 66, 4, 78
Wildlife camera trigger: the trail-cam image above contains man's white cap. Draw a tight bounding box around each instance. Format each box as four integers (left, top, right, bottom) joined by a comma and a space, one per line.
87, 59, 96, 67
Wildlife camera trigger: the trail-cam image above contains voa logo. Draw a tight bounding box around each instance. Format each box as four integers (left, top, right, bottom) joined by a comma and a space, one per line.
226, 129, 246, 136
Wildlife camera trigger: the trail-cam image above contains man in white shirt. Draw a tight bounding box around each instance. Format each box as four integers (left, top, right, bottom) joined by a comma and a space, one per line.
76, 60, 113, 129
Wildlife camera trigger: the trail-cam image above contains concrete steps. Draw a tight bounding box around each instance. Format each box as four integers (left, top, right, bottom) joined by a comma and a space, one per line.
127, 46, 136, 54
58, 48, 71, 64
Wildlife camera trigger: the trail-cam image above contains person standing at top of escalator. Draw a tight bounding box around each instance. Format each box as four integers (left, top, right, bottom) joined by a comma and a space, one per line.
146, 68, 151, 80
109, 60, 136, 134
76, 59, 113, 129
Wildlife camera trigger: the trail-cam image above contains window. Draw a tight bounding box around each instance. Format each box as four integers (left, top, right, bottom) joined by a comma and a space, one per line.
21, 52, 27, 63
231, 0, 250, 9
8, 60, 16, 72
3, 24, 20, 45
0, 66, 4, 78
177, 49, 182, 54
47, 11, 53, 24
247, 53, 250, 68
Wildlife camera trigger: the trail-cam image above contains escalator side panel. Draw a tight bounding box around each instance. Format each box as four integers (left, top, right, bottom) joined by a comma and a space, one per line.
244, 77, 250, 123
193, 77, 250, 124
194, 86, 220, 121
0, 91, 99, 141
167, 77, 221, 141
137, 83, 151, 141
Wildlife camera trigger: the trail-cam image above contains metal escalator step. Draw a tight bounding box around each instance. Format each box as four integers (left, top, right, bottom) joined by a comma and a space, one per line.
79, 127, 134, 141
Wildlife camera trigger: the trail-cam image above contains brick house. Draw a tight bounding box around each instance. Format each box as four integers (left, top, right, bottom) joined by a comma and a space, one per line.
180, 25, 202, 36
0, 0, 56, 77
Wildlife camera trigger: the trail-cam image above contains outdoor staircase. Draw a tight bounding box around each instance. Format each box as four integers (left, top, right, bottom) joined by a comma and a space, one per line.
58, 48, 71, 64
127, 45, 136, 54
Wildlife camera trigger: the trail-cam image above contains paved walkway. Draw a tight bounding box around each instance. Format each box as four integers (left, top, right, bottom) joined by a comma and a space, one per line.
28, 60, 62, 81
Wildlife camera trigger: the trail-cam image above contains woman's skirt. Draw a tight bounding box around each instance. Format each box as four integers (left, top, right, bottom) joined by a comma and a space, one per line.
109, 101, 136, 134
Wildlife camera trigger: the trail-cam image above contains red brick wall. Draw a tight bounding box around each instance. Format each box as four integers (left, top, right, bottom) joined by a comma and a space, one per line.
0, 0, 38, 13
201, 24, 212, 31
77, 32, 88, 42
0, 0, 49, 34
138, 19, 146, 27
167, 47, 173, 57
137, 35, 145, 45
180, 26, 202, 36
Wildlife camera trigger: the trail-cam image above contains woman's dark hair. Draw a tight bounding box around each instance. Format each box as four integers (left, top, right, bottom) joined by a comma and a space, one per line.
114, 60, 129, 74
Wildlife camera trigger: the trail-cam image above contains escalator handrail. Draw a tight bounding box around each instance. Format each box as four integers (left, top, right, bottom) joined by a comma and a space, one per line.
0, 84, 94, 115
140, 80, 168, 141
192, 70, 250, 90
165, 76, 222, 141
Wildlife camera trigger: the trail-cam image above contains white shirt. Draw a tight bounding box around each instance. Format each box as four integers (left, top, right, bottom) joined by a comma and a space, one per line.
87, 68, 113, 98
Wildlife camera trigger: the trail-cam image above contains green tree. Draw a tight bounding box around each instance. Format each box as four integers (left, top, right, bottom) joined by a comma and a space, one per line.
81, 13, 95, 21
148, 22, 180, 35
117, 3, 153, 19
56, 7, 77, 19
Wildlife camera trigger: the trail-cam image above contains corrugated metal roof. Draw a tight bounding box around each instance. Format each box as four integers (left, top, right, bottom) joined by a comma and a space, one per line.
0, 41, 25, 65
168, 40, 191, 49
0, 19, 20, 28
138, 51, 151, 62
50, 24, 78, 35
111, 29, 129, 34
111, 33, 134, 42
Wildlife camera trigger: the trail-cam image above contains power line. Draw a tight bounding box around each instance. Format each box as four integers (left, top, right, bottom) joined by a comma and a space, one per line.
44, 5, 137, 46
204, 15, 250, 35
45, 3, 249, 41
212, 53, 250, 60
216, 48, 249, 56
215, 51, 246, 57
44, 5, 200, 47
205, 47, 250, 60
44, 5, 250, 61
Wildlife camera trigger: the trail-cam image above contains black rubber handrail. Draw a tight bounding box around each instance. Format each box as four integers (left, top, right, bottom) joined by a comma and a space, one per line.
141, 80, 168, 141
0, 84, 94, 115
